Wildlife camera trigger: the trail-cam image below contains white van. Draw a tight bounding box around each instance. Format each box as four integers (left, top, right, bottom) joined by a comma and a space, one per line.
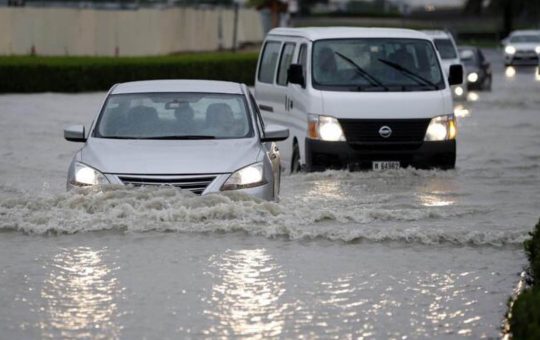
421, 30, 467, 100
254, 27, 463, 172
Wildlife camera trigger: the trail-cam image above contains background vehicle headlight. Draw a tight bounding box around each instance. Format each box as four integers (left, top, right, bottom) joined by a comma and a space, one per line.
454, 86, 464, 96
467, 72, 478, 83
535, 46, 540, 54
308, 114, 346, 142
221, 162, 266, 191
71, 162, 109, 186
424, 114, 457, 141
505, 46, 516, 55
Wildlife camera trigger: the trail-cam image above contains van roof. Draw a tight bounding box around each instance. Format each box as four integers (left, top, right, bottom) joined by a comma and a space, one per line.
111, 80, 244, 95
420, 30, 453, 39
267, 27, 431, 41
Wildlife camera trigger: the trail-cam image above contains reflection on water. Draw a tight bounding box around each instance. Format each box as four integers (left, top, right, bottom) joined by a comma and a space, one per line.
203, 249, 286, 338
40, 247, 122, 339
417, 177, 457, 207
307, 179, 346, 200
454, 104, 471, 118
505, 66, 516, 78
467, 92, 479, 102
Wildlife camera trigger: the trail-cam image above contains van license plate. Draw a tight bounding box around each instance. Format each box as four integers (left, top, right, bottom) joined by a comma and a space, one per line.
372, 161, 400, 170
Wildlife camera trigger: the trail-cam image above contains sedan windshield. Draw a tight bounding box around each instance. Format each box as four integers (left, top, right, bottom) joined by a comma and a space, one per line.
312, 38, 445, 92
95, 93, 253, 139
510, 35, 540, 43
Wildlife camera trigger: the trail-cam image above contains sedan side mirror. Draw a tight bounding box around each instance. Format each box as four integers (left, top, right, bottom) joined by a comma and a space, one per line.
64, 125, 86, 142
448, 64, 463, 86
287, 64, 305, 87
261, 124, 289, 142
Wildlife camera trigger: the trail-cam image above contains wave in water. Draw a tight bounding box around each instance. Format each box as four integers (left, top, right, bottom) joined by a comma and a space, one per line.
0, 186, 524, 246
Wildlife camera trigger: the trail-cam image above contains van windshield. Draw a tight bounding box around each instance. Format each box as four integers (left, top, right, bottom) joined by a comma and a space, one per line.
433, 39, 458, 59
312, 38, 445, 92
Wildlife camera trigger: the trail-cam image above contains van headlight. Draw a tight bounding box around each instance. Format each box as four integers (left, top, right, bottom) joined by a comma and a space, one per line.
505, 46, 516, 55
424, 114, 457, 141
467, 72, 478, 83
70, 162, 109, 186
308, 114, 346, 142
221, 162, 266, 191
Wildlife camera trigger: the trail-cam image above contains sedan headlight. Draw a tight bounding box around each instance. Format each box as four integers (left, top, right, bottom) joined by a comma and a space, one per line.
70, 162, 109, 186
467, 72, 479, 83
308, 114, 346, 142
505, 46, 516, 55
535, 46, 540, 54
221, 162, 266, 191
424, 114, 457, 141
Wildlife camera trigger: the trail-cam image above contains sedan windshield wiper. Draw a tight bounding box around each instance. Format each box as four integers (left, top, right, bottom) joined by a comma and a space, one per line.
377, 58, 439, 90
334, 52, 389, 91
140, 135, 217, 140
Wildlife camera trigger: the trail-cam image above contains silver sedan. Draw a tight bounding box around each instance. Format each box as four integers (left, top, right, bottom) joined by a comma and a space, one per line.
64, 80, 289, 201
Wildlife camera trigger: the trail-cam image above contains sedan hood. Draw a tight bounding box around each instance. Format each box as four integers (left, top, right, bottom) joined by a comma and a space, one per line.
321, 90, 449, 119
82, 138, 260, 174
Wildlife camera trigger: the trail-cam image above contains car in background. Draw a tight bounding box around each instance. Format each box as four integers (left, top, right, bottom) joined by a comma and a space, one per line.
422, 30, 467, 100
64, 80, 289, 201
254, 27, 463, 172
502, 30, 540, 66
458, 46, 492, 91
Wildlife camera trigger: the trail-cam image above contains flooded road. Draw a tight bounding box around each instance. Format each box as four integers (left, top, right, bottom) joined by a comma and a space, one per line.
1, 50, 539, 338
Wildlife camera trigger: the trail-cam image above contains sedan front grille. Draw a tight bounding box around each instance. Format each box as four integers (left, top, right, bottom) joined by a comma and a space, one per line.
118, 174, 217, 195
339, 119, 430, 143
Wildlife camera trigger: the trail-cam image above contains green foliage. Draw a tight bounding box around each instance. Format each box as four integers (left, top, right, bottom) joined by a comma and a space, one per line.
0, 52, 258, 93
511, 289, 540, 340
510, 219, 540, 339
524, 219, 540, 283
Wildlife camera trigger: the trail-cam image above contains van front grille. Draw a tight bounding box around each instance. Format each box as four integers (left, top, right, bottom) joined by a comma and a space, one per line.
339, 119, 430, 143
118, 174, 216, 195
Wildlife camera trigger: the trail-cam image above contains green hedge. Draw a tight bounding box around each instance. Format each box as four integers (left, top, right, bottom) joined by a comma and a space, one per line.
510, 219, 540, 339
0, 52, 259, 93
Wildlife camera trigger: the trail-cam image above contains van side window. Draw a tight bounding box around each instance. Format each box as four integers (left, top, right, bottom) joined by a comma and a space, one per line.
298, 43, 308, 80
258, 41, 281, 84
276, 42, 296, 86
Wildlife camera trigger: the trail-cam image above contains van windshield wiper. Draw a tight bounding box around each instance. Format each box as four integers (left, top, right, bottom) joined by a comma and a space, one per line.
334, 52, 389, 91
377, 58, 439, 90
140, 135, 217, 140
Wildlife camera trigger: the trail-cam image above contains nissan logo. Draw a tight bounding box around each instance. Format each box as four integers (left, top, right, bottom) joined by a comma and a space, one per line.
379, 126, 392, 138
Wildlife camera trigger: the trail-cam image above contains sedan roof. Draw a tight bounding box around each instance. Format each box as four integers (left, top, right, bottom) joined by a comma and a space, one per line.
112, 80, 244, 95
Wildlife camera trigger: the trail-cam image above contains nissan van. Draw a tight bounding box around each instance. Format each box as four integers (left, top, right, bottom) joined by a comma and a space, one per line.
254, 27, 463, 172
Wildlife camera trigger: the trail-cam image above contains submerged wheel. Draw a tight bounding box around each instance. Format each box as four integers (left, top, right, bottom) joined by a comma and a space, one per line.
291, 143, 302, 173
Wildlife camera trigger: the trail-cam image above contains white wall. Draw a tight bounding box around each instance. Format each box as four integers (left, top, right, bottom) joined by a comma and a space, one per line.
0, 7, 264, 56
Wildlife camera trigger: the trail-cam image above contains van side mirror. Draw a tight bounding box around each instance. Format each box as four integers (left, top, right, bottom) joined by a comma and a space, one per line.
64, 125, 86, 142
287, 64, 305, 87
261, 124, 289, 142
448, 64, 463, 86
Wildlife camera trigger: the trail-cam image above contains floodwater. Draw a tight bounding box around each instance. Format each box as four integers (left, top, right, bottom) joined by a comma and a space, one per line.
1, 50, 539, 338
